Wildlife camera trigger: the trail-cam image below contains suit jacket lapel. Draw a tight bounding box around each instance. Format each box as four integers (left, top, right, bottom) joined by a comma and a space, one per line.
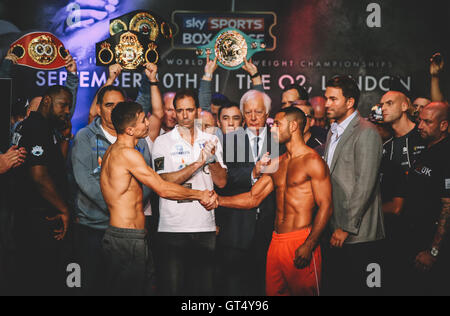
324, 129, 333, 162
329, 114, 360, 173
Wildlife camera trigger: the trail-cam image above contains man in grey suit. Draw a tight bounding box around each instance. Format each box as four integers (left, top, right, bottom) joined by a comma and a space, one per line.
322, 76, 385, 296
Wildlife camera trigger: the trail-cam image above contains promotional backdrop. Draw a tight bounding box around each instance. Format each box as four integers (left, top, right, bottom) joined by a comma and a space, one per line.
0, 0, 448, 135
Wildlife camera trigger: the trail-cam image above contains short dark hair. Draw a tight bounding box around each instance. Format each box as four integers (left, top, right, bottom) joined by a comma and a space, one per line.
211, 93, 230, 107
326, 76, 360, 109
278, 107, 307, 135
111, 101, 143, 134
43, 85, 72, 100
283, 84, 309, 101
173, 89, 199, 109
96, 85, 126, 105
12, 98, 28, 118
218, 102, 242, 120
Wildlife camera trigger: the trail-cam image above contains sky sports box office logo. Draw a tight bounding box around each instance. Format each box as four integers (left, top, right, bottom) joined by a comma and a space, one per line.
171, 11, 277, 50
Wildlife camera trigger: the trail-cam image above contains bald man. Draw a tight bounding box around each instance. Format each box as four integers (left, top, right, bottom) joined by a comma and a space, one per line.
380, 91, 427, 175
161, 92, 177, 134
310, 96, 329, 130
397, 102, 450, 295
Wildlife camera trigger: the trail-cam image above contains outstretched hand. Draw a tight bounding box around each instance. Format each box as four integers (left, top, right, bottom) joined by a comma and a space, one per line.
200, 190, 219, 210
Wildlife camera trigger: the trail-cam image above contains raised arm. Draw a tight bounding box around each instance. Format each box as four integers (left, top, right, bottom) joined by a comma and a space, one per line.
198, 52, 218, 111
63, 52, 79, 119
143, 63, 164, 142
218, 174, 274, 210
243, 58, 264, 91
430, 53, 445, 102
89, 64, 122, 124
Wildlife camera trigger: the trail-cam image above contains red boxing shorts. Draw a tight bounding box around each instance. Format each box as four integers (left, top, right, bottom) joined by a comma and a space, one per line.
266, 228, 321, 296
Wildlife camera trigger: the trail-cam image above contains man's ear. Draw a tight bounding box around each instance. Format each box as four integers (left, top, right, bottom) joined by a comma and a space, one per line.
289, 120, 299, 133
96, 104, 101, 117
346, 97, 355, 110
125, 126, 134, 136
440, 120, 449, 133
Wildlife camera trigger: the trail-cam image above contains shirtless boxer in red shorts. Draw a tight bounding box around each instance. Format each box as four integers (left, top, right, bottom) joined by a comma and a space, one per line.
218, 107, 333, 296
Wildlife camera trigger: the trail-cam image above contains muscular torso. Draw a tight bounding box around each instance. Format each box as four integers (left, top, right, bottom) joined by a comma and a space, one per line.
271, 150, 318, 234
100, 144, 145, 230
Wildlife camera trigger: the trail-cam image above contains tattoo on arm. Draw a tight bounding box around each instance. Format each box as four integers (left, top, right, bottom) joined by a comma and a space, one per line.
432, 198, 450, 250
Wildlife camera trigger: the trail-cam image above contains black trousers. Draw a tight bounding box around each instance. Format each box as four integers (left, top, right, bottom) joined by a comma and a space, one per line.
215, 244, 264, 296
157, 232, 216, 296
73, 223, 106, 296
322, 240, 384, 296
13, 208, 69, 295
102, 226, 155, 296
389, 230, 450, 296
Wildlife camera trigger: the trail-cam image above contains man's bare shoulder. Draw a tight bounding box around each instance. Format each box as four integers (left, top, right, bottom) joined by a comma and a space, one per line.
108, 145, 144, 163
303, 150, 329, 178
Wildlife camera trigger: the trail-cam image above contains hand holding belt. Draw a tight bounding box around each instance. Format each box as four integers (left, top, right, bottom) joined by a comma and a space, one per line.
96, 31, 159, 70
9, 32, 68, 70
196, 28, 266, 70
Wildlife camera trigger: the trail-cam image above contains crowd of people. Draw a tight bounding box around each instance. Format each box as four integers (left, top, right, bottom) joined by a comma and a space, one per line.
0, 49, 448, 296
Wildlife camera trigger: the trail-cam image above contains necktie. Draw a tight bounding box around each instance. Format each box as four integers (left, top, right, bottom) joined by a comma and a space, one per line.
254, 136, 260, 161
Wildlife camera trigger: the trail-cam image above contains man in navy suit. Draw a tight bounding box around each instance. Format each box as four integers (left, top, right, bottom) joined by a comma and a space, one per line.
216, 90, 283, 295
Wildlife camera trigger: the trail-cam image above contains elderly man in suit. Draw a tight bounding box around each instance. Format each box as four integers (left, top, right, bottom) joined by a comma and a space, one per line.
215, 90, 283, 295
322, 76, 385, 296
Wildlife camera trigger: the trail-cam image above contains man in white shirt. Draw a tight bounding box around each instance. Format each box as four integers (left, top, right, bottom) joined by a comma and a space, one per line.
152, 89, 227, 296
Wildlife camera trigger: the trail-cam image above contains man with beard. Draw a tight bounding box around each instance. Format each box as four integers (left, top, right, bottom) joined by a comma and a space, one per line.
398, 102, 450, 295
11, 85, 73, 295
218, 107, 333, 296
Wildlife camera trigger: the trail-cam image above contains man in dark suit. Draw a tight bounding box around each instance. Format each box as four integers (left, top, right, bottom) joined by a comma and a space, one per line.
322, 76, 385, 296
215, 90, 283, 295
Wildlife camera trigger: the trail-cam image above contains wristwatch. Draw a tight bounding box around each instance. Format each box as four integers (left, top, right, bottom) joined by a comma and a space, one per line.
430, 247, 439, 258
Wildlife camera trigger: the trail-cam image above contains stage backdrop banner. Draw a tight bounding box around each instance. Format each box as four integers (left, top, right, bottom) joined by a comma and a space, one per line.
0, 0, 448, 136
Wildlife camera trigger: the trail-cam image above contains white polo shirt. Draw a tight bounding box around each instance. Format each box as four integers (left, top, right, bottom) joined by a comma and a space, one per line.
152, 126, 226, 233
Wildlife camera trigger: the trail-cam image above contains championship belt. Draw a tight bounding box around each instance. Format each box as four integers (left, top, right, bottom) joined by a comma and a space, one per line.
109, 10, 173, 43
9, 32, 68, 70
96, 31, 159, 70
196, 28, 266, 70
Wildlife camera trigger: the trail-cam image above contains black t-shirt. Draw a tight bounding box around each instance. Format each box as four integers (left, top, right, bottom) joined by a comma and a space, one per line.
382, 126, 426, 174
380, 158, 407, 203
403, 136, 450, 247
11, 112, 69, 213
307, 126, 327, 149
